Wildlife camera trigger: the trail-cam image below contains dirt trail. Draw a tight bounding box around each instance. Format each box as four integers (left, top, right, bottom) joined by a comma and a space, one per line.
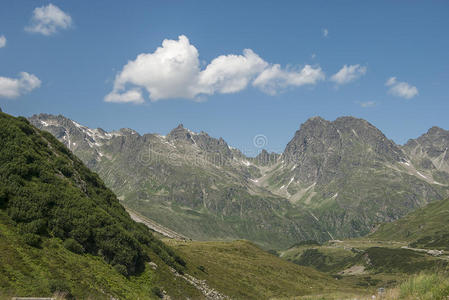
126, 207, 190, 241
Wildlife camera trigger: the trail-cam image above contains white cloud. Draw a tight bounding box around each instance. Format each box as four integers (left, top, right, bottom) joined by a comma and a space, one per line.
0, 35, 6, 48
322, 28, 329, 37
198, 49, 268, 94
330, 64, 367, 85
357, 101, 376, 108
253, 64, 325, 95
385, 77, 418, 99
104, 89, 144, 104
0, 72, 41, 99
106, 35, 325, 103
25, 4, 72, 36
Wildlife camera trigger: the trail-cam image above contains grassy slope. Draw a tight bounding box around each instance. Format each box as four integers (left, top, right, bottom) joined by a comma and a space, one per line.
280, 238, 448, 298
0, 211, 201, 299
371, 197, 449, 249
0, 112, 202, 299
167, 239, 359, 299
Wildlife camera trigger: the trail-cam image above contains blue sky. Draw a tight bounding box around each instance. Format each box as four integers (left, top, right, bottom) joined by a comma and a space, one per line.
1, 1, 448, 155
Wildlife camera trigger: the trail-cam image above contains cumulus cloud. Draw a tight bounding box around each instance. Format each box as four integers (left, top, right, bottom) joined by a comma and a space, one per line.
104, 89, 144, 104
253, 64, 325, 95
106, 35, 325, 103
25, 4, 72, 36
385, 77, 418, 99
0, 35, 6, 48
322, 28, 329, 37
330, 64, 367, 85
198, 49, 269, 94
0, 72, 41, 99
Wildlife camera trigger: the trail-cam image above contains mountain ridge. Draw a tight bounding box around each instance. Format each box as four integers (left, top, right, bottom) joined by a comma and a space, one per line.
28, 113, 449, 249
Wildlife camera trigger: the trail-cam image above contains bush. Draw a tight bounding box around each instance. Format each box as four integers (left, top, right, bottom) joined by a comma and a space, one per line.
49, 279, 73, 299
151, 286, 164, 298
63, 238, 85, 254
20, 219, 47, 235
23, 233, 41, 247
114, 264, 128, 276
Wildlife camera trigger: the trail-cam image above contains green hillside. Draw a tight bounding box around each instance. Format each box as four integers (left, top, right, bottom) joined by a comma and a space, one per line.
0, 112, 199, 298
371, 197, 449, 250
0, 210, 202, 299
168, 240, 353, 299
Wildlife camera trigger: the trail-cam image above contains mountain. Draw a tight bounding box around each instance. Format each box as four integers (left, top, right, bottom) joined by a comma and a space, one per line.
29, 114, 449, 248
403, 126, 449, 183
256, 116, 449, 238
1, 111, 347, 299
29, 114, 326, 249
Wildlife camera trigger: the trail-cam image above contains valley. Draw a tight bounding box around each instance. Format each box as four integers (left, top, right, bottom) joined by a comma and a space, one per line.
19, 111, 449, 298
1, 1, 448, 299
0, 111, 448, 299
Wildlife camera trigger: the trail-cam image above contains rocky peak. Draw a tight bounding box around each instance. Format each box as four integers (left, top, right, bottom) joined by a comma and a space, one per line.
405, 126, 449, 148
283, 116, 339, 162
282, 116, 406, 185
166, 124, 233, 158
255, 149, 279, 166
426, 126, 448, 136
404, 126, 449, 170
167, 123, 195, 143
116, 128, 139, 136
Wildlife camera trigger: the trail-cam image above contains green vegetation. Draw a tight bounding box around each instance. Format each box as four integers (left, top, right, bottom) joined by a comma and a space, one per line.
0, 210, 201, 299
290, 248, 359, 273
167, 239, 357, 299
364, 247, 447, 274
297, 273, 449, 300
395, 273, 449, 300
284, 241, 447, 275
0, 112, 203, 298
0, 112, 185, 276
371, 197, 449, 250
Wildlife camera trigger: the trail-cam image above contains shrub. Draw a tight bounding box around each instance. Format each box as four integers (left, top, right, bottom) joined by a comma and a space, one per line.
49, 279, 73, 299
63, 238, 85, 254
23, 233, 41, 247
151, 286, 164, 298
114, 264, 128, 276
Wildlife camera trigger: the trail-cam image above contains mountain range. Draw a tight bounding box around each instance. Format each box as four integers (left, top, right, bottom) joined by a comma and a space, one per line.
29, 114, 449, 249
0, 110, 356, 299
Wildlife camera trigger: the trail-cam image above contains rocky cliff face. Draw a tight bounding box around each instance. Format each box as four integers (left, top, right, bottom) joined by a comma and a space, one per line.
29, 114, 325, 249
282, 116, 406, 185
29, 114, 449, 248
256, 116, 448, 239
403, 127, 449, 180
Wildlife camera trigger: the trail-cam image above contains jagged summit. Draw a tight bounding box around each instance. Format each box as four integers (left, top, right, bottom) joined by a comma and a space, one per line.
27, 112, 449, 247
284, 115, 405, 166
255, 149, 280, 166
403, 125, 449, 174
